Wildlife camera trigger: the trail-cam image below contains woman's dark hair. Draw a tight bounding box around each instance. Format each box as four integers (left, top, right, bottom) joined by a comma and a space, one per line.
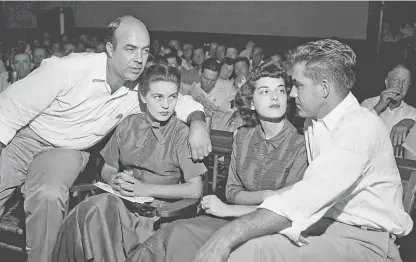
138, 64, 181, 97
233, 61, 291, 127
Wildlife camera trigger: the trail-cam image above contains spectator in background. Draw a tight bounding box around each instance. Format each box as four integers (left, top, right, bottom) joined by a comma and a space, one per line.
52, 51, 64, 58
79, 33, 88, 44
161, 45, 177, 57
219, 57, 234, 81
208, 42, 218, 59
250, 46, 265, 71
77, 42, 86, 53
151, 39, 162, 56
182, 45, 205, 85
166, 53, 184, 72
239, 40, 255, 59
361, 63, 415, 154
182, 58, 237, 113
0, 51, 32, 93
270, 53, 283, 66
63, 43, 76, 56
51, 42, 61, 54
234, 56, 250, 89
181, 43, 194, 70
32, 46, 49, 70
216, 44, 226, 63
95, 42, 106, 53
226, 46, 238, 59
169, 39, 183, 57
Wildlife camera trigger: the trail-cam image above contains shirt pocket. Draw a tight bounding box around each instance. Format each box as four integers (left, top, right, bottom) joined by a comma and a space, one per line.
93, 110, 125, 136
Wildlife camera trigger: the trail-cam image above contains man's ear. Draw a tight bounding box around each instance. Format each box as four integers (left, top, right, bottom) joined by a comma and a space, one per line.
106, 42, 114, 58
320, 80, 330, 98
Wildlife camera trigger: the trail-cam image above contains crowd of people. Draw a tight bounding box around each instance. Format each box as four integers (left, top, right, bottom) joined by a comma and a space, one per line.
0, 14, 415, 262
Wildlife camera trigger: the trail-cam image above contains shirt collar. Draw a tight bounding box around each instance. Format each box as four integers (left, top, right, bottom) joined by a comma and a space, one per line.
318, 92, 359, 133
252, 119, 296, 148
388, 100, 407, 111
136, 113, 167, 144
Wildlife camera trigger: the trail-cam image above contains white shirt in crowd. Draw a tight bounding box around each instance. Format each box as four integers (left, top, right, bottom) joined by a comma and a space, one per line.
361, 96, 416, 134
259, 93, 413, 245
182, 79, 237, 111
0, 53, 203, 150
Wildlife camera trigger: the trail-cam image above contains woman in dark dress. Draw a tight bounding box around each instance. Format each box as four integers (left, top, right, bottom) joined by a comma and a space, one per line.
52, 64, 207, 262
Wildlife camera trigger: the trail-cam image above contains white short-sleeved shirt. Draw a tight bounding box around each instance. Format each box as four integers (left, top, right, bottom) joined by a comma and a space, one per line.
0, 53, 203, 150
361, 96, 416, 134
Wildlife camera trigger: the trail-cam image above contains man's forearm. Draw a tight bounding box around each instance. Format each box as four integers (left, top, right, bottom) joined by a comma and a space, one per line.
211, 208, 291, 250
373, 104, 384, 116
187, 110, 205, 125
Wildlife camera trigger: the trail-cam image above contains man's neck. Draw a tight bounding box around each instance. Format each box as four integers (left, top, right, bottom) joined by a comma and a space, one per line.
316, 92, 349, 119
106, 62, 125, 94
389, 100, 402, 110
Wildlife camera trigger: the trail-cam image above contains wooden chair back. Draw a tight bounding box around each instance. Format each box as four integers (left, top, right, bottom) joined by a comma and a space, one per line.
396, 157, 416, 214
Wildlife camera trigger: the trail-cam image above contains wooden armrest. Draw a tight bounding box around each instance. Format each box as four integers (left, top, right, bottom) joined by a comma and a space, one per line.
69, 183, 97, 193
156, 198, 200, 218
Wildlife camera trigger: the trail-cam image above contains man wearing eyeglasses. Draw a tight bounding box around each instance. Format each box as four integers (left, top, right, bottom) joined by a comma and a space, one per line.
361, 63, 415, 155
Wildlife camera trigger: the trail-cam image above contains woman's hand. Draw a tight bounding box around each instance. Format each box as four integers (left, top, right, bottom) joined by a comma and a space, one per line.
201, 195, 230, 218
111, 170, 135, 197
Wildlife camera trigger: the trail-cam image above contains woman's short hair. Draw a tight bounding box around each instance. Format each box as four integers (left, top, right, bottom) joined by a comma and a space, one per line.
234, 61, 290, 127
138, 64, 181, 97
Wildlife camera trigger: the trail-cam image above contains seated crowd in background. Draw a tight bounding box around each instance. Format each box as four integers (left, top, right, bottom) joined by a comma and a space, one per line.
0, 14, 415, 262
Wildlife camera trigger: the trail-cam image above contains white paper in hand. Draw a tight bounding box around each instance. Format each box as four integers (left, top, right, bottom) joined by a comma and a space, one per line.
94, 182, 154, 204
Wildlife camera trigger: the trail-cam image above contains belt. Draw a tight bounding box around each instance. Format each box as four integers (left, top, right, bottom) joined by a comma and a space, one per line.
358, 225, 384, 232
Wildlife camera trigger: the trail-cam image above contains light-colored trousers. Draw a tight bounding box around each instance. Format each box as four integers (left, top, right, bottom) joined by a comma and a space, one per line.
0, 126, 89, 262
130, 215, 403, 262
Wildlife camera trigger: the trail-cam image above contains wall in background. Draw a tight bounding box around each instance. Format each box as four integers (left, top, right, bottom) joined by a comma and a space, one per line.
73, 1, 369, 39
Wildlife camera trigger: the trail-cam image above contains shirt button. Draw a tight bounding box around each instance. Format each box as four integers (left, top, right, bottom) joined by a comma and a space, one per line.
116, 113, 123, 119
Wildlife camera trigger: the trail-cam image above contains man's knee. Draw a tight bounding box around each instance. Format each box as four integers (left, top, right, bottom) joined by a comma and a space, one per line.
29, 148, 90, 177
25, 185, 67, 211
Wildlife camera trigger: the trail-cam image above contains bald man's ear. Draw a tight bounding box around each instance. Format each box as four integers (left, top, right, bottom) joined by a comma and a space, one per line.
106, 42, 114, 58
320, 80, 330, 98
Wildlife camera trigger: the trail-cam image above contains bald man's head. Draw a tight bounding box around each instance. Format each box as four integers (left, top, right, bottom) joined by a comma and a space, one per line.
106, 15, 149, 50
106, 15, 151, 84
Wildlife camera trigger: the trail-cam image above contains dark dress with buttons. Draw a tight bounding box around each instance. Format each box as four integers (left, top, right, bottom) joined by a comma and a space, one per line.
52, 114, 207, 262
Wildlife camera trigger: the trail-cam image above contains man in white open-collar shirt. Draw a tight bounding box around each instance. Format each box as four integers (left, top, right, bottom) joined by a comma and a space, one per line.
160, 39, 412, 262
361, 63, 415, 155
0, 15, 211, 262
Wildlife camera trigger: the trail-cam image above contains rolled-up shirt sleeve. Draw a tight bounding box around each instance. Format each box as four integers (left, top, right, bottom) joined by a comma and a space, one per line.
0, 66, 69, 145
174, 94, 204, 123
259, 124, 373, 244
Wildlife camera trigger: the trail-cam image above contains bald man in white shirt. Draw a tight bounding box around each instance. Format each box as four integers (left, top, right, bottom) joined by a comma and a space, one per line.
361, 64, 415, 156
0, 15, 210, 262
131, 39, 412, 262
